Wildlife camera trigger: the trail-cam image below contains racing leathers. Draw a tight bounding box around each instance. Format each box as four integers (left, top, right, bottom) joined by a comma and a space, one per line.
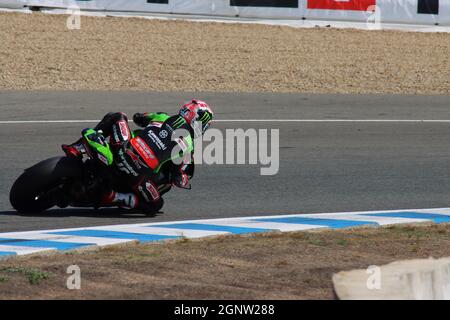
66, 111, 195, 213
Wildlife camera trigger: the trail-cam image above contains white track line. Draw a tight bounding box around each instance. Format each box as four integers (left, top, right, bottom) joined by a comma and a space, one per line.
0, 120, 100, 124
2, 119, 450, 124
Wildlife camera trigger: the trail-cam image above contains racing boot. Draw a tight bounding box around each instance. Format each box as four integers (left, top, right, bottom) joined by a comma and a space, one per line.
62, 138, 85, 159
101, 190, 139, 209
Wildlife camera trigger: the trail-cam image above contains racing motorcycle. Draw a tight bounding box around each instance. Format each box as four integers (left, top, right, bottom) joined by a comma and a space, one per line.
9, 128, 172, 214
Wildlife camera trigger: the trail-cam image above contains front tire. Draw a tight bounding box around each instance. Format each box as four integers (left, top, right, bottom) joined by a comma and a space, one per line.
9, 156, 82, 213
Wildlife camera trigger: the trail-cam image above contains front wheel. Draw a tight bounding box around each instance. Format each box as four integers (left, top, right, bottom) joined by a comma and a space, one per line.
9, 156, 82, 213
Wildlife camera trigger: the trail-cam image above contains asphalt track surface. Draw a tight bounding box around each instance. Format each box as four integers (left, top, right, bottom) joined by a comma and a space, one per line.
1, 91, 450, 232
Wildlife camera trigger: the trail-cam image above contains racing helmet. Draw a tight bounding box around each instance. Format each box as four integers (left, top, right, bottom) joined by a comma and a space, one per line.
179, 99, 213, 136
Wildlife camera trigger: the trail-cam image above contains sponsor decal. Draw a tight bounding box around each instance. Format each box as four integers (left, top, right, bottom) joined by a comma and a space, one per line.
145, 181, 160, 200
97, 153, 109, 166
117, 149, 139, 177
130, 137, 160, 170
176, 137, 188, 152
147, 130, 167, 150
118, 120, 130, 141
171, 117, 186, 130
112, 126, 120, 144
159, 130, 168, 139
307, 0, 376, 11
151, 122, 163, 128
179, 109, 195, 124
137, 185, 150, 202
126, 149, 148, 169
112, 120, 130, 143
165, 124, 174, 134
418, 0, 439, 15
230, 0, 298, 8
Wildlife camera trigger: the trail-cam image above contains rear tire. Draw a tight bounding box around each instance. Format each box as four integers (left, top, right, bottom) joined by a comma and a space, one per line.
9, 156, 82, 213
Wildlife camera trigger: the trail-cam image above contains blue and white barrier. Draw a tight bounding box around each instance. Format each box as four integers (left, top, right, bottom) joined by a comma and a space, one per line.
1, 208, 450, 258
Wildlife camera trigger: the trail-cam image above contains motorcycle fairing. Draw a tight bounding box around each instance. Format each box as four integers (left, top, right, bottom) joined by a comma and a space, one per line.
82, 128, 114, 166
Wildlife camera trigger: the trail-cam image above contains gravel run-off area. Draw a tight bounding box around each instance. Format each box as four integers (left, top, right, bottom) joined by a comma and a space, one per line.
0, 12, 449, 94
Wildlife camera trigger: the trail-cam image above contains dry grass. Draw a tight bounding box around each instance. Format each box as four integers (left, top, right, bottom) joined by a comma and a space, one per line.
0, 12, 449, 94
0, 223, 449, 299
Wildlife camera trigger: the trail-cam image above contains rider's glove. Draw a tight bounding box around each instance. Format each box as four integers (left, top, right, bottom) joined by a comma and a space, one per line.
172, 168, 191, 189
133, 113, 149, 128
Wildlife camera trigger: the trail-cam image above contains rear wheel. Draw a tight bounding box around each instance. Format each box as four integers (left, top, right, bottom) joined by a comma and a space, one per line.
9, 156, 83, 213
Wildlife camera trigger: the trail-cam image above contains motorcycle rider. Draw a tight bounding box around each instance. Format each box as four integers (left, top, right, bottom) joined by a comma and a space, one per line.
62, 99, 213, 213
